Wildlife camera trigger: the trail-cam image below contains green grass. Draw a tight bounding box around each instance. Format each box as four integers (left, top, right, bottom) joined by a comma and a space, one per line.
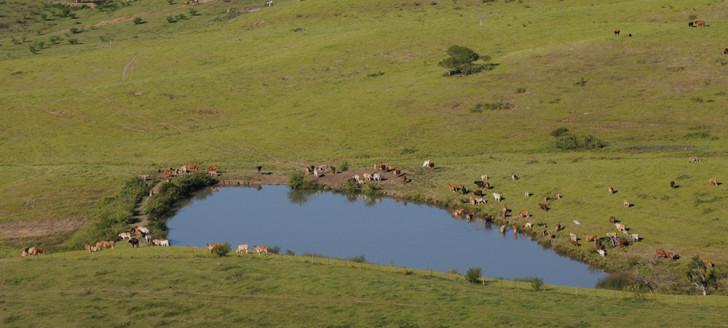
2, 246, 728, 327
0, 0, 727, 302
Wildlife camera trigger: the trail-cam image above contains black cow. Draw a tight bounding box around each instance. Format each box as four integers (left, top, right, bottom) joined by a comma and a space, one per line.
128, 238, 140, 248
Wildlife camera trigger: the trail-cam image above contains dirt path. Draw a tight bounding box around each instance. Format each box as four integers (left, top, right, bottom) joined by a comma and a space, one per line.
132, 180, 165, 228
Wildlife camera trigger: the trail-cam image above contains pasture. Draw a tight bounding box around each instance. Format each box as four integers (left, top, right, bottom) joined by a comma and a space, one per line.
2, 246, 728, 327
0, 0, 727, 302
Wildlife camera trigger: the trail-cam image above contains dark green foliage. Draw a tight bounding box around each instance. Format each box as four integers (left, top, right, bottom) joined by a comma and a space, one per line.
550, 127, 570, 137
551, 129, 607, 151
144, 173, 216, 221
595, 273, 634, 290
166, 16, 179, 23
361, 183, 382, 197
339, 161, 349, 172
64, 177, 151, 249
349, 255, 366, 263
529, 277, 544, 291
465, 267, 482, 284
269, 245, 281, 254
686, 256, 719, 295
288, 172, 319, 190
133, 17, 146, 25
189, 9, 200, 16
471, 102, 512, 113
69, 26, 83, 34
212, 243, 230, 257
439, 45, 497, 76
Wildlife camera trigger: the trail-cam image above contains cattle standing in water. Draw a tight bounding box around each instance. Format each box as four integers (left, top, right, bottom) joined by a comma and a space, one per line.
128, 238, 140, 248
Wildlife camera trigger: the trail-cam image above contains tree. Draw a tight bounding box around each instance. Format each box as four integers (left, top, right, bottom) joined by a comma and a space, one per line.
465, 267, 483, 284
439, 46, 496, 76
687, 256, 718, 296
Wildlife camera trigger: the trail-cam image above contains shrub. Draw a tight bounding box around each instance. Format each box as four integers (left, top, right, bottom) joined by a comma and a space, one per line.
69, 27, 83, 34
687, 256, 719, 296
285, 249, 295, 256
349, 255, 366, 263
189, 9, 201, 16
439, 45, 497, 76
465, 267, 482, 284
471, 102, 512, 113
550, 127, 569, 137
361, 183, 382, 197
339, 161, 349, 172
133, 17, 146, 25
529, 277, 544, 291
68, 38, 80, 45
269, 245, 280, 255
212, 243, 231, 257
166, 16, 178, 23
288, 172, 318, 190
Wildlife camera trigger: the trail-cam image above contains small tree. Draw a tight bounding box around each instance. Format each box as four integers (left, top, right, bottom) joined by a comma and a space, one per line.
465, 267, 482, 284
687, 256, 718, 296
212, 243, 231, 257
529, 277, 544, 291
439, 45, 496, 76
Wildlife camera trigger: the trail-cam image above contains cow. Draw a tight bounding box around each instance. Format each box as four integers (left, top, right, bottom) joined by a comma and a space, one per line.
236, 244, 249, 255
134, 226, 150, 236
511, 174, 519, 181
609, 216, 619, 224
615, 223, 627, 232
606, 232, 617, 238
538, 202, 549, 211
152, 239, 170, 247
362, 173, 372, 182
694, 20, 706, 27
22, 246, 46, 256
401, 175, 412, 184
207, 243, 220, 254
709, 177, 720, 186
569, 233, 578, 243
724, 48, 728, 55
572, 219, 581, 225
499, 225, 507, 234
500, 206, 509, 218
597, 249, 606, 257
524, 192, 531, 197
422, 160, 434, 168
96, 240, 115, 249
255, 245, 269, 255
519, 210, 530, 218
480, 175, 489, 182
265, 0, 273, 7
469, 196, 487, 205
585, 234, 597, 242
630, 234, 640, 242
492, 192, 503, 202
143, 234, 152, 244
84, 244, 100, 253
451, 208, 465, 218
118, 232, 132, 240
689, 156, 702, 163
608, 187, 616, 194
670, 181, 677, 189
393, 169, 403, 176
554, 192, 562, 200
523, 222, 533, 229
353, 175, 364, 184
623, 199, 631, 208
372, 173, 382, 182
128, 238, 140, 248
613, 29, 620, 36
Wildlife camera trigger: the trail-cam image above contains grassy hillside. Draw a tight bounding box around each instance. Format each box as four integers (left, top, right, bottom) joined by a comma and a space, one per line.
1, 0, 727, 294
2, 246, 728, 327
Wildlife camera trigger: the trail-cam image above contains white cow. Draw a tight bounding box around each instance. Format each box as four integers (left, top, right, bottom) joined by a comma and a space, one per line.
630, 234, 640, 242
492, 192, 502, 202
372, 173, 382, 182
236, 244, 249, 255
572, 220, 581, 225
353, 175, 364, 184
480, 175, 489, 182
597, 249, 606, 257
118, 232, 132, 240
524, 192, 531, 197
422, 160, 433, 168
152, 239, 170, 247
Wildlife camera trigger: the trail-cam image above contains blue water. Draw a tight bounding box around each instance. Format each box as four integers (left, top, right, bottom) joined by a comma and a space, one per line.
167, 186, 605, 287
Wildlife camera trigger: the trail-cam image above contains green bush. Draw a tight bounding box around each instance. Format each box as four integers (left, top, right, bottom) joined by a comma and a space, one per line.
288, 172, 319, 190
550, 127, 569, 137
133, 17, 145, 25
212, 243, 231, 257
339, 161, 349, 172
552, 129, 607, 151
529, 277, 544, 291
439, 45, 497, 76
166, 16, 178, 23
269, 245, 281, 255
465, 267, 482, 284
361, 183, 382, 197
349, 255, 366, 263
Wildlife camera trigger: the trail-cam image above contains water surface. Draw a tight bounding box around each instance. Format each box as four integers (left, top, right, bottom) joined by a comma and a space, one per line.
167, 186, 605, 287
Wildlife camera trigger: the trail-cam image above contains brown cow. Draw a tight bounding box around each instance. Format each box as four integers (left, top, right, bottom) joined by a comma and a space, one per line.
95, 240, 115, 250
724, 48, 728, 55
614, 29, 620, 36
608, 187, 616, 194
623, 199, 631, 208
709, 177, 720, 186
585, 234, 597, 242
207, 243, 220, 254
255, 245, 269, 255
694, 20, 706, 27
519, 210, 530, 218
538, 202, 549, 211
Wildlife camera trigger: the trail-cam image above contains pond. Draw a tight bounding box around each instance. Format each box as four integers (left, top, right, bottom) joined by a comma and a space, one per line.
167, 186, 606, 287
